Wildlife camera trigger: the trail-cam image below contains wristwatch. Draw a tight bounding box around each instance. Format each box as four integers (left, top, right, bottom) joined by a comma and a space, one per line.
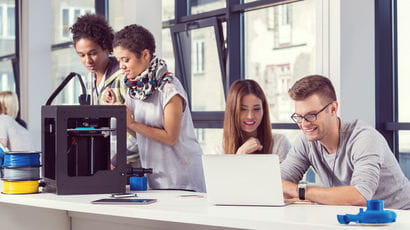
298, 181, 307, 200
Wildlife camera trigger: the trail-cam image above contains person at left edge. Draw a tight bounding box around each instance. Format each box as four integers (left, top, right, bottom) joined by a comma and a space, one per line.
70, 13, 126, 105
108, 24, 205, 192
0, 91, 27, 128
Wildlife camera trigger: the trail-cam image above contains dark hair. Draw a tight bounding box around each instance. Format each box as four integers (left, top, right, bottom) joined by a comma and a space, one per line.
113, 24, 156, 58
70, 13, 114, 52
288, 75, 337, 103
223, 79, 272, 154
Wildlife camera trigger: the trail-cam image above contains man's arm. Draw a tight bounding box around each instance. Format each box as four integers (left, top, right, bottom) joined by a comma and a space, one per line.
280, 135, 310, 183
282, 180, 366, 206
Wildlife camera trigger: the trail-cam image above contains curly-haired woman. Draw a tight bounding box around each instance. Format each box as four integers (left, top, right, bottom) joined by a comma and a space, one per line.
109, 24, 205, 192
70, 13, 126, 105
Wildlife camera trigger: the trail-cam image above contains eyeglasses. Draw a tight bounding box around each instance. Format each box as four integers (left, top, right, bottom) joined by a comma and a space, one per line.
291, 102, 332, 123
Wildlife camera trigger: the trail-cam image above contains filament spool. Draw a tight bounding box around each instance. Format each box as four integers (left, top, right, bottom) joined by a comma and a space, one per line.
2, 180, 39, 194
3, 152, 41, 167
3, 166, 40, 181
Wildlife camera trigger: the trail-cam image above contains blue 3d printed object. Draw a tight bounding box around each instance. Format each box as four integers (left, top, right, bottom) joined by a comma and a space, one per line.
337, 200, 397, 225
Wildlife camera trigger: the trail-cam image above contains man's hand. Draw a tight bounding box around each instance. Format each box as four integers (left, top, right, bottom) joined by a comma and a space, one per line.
282, 180, 298, 199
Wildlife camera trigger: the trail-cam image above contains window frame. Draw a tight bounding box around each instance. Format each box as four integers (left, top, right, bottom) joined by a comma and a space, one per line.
0, 0, 20, 106
167, 0, 301, 129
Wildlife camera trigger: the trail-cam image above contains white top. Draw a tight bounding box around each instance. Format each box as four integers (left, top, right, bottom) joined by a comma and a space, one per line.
215, 132, 291, 162
126, 78, 206, 192
0, 114, 36, 151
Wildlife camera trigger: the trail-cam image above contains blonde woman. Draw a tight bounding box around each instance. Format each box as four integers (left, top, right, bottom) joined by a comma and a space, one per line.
0, 91, 35, 151
0, 91, 26, 128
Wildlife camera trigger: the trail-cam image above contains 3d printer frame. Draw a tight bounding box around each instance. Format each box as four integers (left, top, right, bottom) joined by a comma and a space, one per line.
41, 105, 127, 195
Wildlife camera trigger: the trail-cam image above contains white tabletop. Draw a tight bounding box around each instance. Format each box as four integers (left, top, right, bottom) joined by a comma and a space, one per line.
0, 189, 409, 230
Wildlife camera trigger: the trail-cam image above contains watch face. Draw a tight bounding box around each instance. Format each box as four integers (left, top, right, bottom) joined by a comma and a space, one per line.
298, 181, 307, 200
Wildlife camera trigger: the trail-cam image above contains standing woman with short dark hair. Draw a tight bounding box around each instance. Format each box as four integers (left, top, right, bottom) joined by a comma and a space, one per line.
110, 24, 205, 192
222, 80, 290, 162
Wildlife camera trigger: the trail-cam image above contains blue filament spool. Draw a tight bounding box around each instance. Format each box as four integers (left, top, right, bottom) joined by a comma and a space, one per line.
3, 152, 41, 167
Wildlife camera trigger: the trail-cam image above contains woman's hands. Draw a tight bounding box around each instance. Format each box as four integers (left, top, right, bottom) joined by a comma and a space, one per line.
102, 88, 116, 104
236, 137, 263, 154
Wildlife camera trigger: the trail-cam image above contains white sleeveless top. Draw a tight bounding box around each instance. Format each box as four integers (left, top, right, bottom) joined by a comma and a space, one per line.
126, 78, 205, 192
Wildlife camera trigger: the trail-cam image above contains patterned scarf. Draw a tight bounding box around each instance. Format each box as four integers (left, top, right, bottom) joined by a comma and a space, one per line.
124, 56, 173, 100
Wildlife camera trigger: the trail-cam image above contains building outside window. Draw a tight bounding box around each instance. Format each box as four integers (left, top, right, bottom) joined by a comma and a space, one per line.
0, 0, 16, 92
51, 0, 94, 105
192, 39, 205, 75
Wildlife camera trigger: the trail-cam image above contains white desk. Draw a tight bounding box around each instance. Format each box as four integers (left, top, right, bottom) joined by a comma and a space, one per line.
0, 189, 409, 230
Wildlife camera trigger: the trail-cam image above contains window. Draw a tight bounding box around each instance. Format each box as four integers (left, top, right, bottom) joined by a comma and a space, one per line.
190, 0, 225, 15
168, 0, 319, 152
375, 0, 410, 179
0, 0, 17, 93
0, 61, 15, 91
0, 4, 15, 39
52, 1, 94, 43
60, 7, 93, 40
245, 0, 316, 123
192, 39, 205, 74
51, 0, 94, 105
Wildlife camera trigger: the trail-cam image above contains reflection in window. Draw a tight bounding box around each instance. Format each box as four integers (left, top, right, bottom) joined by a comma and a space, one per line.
0, 3, 15, 39
162, 0, 174, 21
190, 0, 225, 15
273, 4, 292, 47
161, 28, 175, 74
188, 27, 225, 111
7, 6, 14, 36
0, 60, 15, 91
51, 48, 88, 105
52, 0, 94, 43
194, 128, 223, 154
192, 39, 205, 74
245, 0, 316, 123
61, 7, 93, 40
0, 6, 2, 37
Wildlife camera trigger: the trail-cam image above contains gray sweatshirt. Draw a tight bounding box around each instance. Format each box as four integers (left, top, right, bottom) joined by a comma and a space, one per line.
281, 119, 410, 210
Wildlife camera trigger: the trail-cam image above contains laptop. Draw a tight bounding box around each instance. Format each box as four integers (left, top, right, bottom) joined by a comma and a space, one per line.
202, 154, 286, 206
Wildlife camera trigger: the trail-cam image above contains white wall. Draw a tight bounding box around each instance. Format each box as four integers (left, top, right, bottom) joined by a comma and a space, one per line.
328, 0, 375, 126
21, 0, 53, 150
117, 0, 163, 56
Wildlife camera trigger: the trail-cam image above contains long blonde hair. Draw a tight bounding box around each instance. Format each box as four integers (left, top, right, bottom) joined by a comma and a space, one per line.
0, 91, 19, 119
223, 80, 272, 154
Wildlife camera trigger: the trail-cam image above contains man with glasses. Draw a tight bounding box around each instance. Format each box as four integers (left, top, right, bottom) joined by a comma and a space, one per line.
280, 75, 410, 210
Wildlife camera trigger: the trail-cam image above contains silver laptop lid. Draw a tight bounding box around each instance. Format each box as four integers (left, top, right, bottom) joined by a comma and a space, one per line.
202, 154, 284, 206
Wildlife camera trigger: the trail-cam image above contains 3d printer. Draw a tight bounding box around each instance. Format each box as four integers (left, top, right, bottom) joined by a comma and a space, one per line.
41, 72, 128, 194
